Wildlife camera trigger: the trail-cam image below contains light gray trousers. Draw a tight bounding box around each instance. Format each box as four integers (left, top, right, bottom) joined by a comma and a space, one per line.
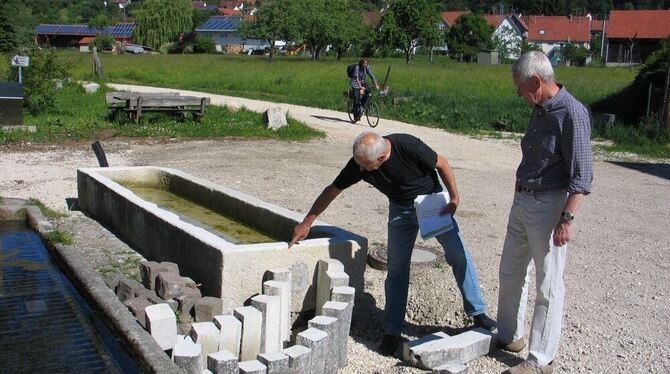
497, 190, 568, 366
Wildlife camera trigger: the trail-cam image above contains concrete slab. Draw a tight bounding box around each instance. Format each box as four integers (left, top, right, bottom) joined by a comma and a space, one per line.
238, 360, 267, 374
407, 328, 496, 369
251, 295, 281, 354
207, 350, 238, 374
196, 297, 224, 322
214, 314, 242, 357
145, 303, 178, 350
282, 344, 311, 374
433, 363, 468, 373
263, 280, 290, 345
308, 316, 337, 374
321, 301, 351, 368
315, 259, 344, 315
172, 337, 203, 374
190, 322, 221, 364
296, 328, 328, 374
234, 306, 262, 361
257, 351, 289, 374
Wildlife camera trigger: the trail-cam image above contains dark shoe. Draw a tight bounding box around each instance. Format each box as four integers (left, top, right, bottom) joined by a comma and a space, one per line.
498, 337, 525, 353
378, 334, 400, 356
472, 313, 497, 331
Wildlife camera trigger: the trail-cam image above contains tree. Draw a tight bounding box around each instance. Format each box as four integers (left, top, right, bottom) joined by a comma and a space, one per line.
133, 0, 193, 50
447, 13, 494, 62
563, 42, 589, 66
329, 8, 366, 61
379, 0, 441, 64
238, 0, 299, 62
5, 48, 69, 114
294, 0, 359, 60
492, 26, 522, 63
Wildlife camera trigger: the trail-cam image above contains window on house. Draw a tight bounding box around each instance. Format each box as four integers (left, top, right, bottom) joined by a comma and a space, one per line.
539, 30, 545, 35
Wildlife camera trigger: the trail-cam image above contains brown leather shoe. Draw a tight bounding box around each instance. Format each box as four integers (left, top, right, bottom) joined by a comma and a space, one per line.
498, 337, 525, 352
504, 360, 554, 374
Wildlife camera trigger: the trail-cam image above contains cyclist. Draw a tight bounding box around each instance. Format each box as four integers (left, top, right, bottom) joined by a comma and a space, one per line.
351, 58, 380, 122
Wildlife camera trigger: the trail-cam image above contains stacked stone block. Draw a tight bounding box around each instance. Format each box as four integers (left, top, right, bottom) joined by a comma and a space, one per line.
115, 258, 356, 373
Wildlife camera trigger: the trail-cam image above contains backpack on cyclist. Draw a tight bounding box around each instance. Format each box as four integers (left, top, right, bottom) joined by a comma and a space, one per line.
346, 64, 357, 79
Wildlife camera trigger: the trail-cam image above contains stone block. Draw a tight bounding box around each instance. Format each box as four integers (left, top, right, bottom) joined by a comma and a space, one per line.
264, 107, 288, 130
105, 272, 125, 293
331, 286, 355, 305
136, 287, 165, 304
172, 337, 203, 374
178, 285, 203, 317
161, 261, 180, 274
315, 259, 346, 315
157, 272, 189, 299
282, 345, 311, 374
191, 322, 221, 364
403, 331, 450, 361
235, 306, 262, 361
214, 314, 242, 357
251, 294, 281, 354
123, 297, 153, 328
296, 328, 328, 374
263, 280, 290, 346
117, 278, 145, 302
196, 297, 224, 322
407, 328, 496, 369
307, 316, 337, 374
140, 260, 176, 290
207, 350, 239, 374
145, 303, 177, 350
83, 82, 100, 93
433, 363, 468, 374
321, 301, 351, 368
258, 351, 289, 374
238, 360, 267, 374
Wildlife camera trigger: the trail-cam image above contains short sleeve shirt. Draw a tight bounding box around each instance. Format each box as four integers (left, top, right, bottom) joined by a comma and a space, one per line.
333, 134, 441, 205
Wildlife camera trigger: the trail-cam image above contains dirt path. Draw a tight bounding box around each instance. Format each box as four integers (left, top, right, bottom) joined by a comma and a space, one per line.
1, 85, 669, 373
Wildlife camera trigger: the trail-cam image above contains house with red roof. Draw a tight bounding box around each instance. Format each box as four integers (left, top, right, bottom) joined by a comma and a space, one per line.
524, 15, 591, 55
605, 10, 670, 65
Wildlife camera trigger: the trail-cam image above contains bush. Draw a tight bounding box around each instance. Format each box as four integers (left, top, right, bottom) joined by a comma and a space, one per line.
193, 35, 216, 54
92, 35, 116, 51
5, 49, 69, 115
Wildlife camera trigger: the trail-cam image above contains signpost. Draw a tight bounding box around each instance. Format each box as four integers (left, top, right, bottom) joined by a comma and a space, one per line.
10, 55, 30, 83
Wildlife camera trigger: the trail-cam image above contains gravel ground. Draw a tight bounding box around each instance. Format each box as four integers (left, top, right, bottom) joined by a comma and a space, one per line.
1, 86, 669, 373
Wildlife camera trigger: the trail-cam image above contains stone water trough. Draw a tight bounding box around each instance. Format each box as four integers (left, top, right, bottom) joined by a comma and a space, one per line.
77, 166, 367, 314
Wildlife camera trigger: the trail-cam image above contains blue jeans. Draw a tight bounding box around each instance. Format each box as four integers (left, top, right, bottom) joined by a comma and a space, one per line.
384, 202, 487, 335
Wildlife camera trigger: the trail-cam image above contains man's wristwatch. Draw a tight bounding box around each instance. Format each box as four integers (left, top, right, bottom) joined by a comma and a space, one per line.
560, 212, 575, 222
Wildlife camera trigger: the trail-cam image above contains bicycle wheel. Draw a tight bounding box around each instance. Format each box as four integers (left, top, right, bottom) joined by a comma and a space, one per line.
365, 100, 380, 127
346, 96, 356, 123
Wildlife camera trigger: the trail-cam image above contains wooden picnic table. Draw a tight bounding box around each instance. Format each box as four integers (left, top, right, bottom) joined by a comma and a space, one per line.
106, 92, 211, 122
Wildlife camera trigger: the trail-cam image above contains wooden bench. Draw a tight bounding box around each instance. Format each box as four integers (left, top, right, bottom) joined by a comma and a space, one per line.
106, 92, 211, 122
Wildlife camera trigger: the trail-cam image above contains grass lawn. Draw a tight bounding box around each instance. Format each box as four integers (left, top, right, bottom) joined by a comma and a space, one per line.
0, 83, 324, 143
1, 51, 668, 157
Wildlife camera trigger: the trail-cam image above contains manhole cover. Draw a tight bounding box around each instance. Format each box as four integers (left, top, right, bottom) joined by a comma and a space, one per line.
367, 247, 438, 271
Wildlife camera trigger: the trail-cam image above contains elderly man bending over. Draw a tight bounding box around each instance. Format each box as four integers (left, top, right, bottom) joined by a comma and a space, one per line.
290, 132, 495, 356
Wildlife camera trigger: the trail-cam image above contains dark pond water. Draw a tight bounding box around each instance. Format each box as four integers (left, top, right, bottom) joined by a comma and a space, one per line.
0, 221, 140, 373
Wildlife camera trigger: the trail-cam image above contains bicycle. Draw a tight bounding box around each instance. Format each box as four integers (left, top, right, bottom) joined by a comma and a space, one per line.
344, 87, 380, 128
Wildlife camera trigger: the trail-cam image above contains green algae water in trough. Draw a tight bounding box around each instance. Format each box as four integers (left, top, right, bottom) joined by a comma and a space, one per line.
125, 185, 278, 244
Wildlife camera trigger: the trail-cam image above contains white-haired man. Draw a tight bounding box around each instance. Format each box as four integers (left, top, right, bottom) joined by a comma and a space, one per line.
290, 132, 495, 356
497, 51, 593, 373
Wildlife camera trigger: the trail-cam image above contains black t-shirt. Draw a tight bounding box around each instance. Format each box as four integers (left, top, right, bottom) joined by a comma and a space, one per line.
332, 134, 441, 205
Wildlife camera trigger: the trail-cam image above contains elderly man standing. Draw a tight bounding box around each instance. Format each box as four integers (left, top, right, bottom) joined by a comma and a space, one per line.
497, 51, 593, 374
290, 132, 496, 356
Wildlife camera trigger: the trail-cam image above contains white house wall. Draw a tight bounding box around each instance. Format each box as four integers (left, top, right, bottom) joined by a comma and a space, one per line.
493, 19, 523, 59
198, 31, 285, 52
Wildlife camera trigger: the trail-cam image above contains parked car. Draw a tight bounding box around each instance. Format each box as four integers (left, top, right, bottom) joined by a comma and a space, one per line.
124, 44, 145, 54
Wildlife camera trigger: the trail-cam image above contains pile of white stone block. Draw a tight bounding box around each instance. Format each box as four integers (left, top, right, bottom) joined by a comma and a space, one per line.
119, 258, 355, 373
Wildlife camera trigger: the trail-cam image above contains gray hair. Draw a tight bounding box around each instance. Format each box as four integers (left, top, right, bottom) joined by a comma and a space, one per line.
512, 51, 555, 84
353, 132, 385, 161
